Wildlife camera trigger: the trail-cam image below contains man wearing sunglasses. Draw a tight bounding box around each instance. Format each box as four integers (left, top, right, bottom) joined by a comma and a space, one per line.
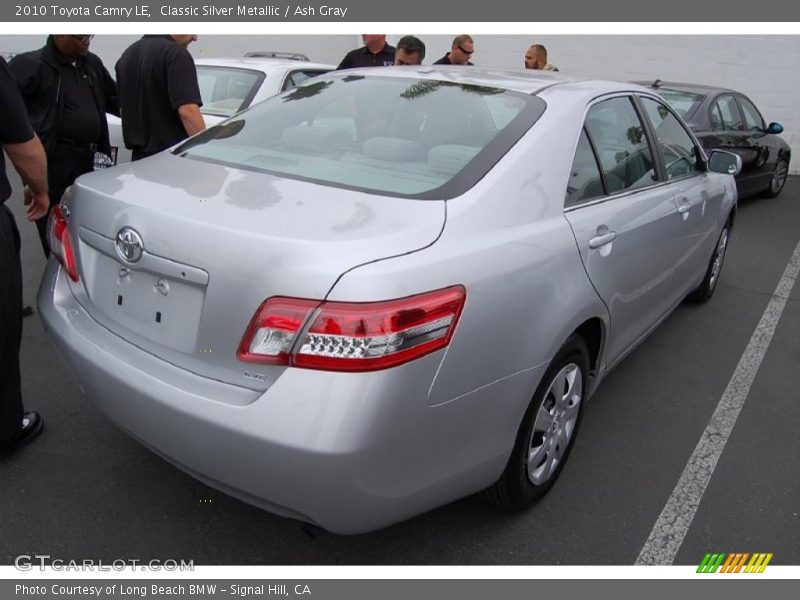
9, 35, 118, 258
433, 35, 475, 66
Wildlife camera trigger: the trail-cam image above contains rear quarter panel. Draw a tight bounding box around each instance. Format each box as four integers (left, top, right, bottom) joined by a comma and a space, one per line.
328, 100, 610, 409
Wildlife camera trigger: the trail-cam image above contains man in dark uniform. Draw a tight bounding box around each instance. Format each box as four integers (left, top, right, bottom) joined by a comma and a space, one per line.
115, 35, 205, 161
9, 35, 119, 257
337, 35, 396, 69
0, 56, 49, 456
394, 36, 426, 66
433, 35, 475, 66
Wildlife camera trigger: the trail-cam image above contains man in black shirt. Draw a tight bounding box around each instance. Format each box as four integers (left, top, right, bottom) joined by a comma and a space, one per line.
337, 35, 396, 69
394, 36, 426, 66
10, 35, 119, 257
0, 57, 49, 456
115, 35, 205, 161
433, 35, 475, 66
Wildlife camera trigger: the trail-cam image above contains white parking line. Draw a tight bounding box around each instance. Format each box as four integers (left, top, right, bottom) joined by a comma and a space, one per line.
636, 238, 800, 565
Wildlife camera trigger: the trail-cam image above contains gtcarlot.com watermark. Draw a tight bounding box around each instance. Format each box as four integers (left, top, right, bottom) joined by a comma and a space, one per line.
15, 554, 194, 572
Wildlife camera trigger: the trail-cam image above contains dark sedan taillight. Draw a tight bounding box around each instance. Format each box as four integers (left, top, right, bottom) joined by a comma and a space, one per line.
237, 286, 466, 372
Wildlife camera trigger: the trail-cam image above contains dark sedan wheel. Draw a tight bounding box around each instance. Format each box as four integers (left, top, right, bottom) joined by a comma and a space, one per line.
485, 334, 589, 510
688, 223, 730, 303
765, 158, 788, 198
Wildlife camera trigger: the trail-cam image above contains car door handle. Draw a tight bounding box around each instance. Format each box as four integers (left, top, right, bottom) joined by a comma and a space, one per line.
677, 203, 691, 214
589, 231, 617, 249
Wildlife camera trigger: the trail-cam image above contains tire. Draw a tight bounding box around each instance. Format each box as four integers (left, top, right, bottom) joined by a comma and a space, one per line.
765, 158, 788, 198
687, 223, 730, 304
484, 334, 589, 510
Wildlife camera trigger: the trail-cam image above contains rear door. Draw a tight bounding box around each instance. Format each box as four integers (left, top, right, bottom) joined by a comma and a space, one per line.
564, 95, 691, 366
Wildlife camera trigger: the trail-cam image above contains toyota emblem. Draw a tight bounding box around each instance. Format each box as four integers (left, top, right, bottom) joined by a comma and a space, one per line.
115, 227, 144, 263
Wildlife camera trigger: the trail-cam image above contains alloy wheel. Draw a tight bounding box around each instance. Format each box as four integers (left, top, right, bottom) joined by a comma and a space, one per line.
527, 363, 583, 485
771, 160, 788, 195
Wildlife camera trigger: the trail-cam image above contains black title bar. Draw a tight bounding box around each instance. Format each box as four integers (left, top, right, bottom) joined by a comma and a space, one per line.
3, 0, 799, 22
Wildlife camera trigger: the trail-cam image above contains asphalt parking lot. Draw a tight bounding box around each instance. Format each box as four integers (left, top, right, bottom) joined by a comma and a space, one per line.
1, 173, 798, 566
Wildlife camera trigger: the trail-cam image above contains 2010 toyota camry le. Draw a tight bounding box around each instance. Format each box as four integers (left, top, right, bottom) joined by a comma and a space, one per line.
39, 67, 742, 534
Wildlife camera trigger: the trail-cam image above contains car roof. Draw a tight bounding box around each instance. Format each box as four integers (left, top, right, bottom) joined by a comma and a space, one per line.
338, 66, 655, 97
631, 80, 737, 95
195, 57, 335, 73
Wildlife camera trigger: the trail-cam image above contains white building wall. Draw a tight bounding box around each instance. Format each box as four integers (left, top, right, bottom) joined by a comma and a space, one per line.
2, 34, 798, 172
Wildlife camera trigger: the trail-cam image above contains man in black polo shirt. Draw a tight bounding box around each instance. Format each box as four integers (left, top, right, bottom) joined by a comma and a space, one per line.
337, 35, 396, 69
115, 35, 206, 161
10, 35, 119, 257
433, 35, 475, 66
394, 36, 426, 66
0, 56, 49, 456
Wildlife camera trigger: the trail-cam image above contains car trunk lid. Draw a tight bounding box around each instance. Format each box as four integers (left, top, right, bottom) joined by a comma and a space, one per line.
63, 153, 445, 392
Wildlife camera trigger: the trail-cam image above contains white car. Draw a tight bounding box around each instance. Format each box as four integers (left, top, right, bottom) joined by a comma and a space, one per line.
105, 56, 335, 166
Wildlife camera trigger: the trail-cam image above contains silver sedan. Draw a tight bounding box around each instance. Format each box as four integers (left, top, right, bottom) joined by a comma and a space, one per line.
39, 67, 741, 534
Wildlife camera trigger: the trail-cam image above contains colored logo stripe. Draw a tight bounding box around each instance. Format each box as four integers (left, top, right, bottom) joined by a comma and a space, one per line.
697, 552, 772, 573
745, 553, 773, 573
697, 553, 726, 573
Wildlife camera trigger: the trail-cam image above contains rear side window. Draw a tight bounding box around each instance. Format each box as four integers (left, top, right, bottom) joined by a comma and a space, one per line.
565, 129, 604, 207
711, 95, 744, 131
640, 97, 700, 180
584, 97, 658, 194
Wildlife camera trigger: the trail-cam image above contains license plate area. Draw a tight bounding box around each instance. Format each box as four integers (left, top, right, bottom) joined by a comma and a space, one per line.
78, 230, 207, 354
94, 147, 118, 169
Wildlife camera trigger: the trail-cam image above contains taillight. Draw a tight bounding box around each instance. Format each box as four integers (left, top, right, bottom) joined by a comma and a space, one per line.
237, 298, 320, 364
48, 205, 79, 282
237, 286, 466, 372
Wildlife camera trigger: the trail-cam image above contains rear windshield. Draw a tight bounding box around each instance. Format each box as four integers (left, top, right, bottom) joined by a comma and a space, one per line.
175, 74, 545, 199
657, 89, 705, 119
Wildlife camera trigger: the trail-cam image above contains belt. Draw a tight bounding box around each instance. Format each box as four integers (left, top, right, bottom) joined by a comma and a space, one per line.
57, 138, 99, 152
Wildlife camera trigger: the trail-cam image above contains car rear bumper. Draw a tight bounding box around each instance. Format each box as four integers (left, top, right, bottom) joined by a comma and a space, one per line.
38, 261, 543, 533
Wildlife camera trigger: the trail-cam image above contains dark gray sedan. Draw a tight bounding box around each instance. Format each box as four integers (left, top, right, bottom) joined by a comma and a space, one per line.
636, 80, 791, 198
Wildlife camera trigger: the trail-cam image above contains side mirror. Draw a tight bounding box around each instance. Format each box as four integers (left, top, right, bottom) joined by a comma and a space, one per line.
708, 149, 742, 176
767, 122, 784, 134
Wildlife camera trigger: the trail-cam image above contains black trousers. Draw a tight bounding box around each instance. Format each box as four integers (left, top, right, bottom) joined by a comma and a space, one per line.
35, 143, 94, 258
0, 204, 23, 447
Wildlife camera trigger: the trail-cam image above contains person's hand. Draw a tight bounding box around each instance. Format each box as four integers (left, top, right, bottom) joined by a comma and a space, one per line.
23, 186, 49, 221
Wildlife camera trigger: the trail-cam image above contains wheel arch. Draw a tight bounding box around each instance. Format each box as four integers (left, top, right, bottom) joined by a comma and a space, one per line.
573, 317, 606, 386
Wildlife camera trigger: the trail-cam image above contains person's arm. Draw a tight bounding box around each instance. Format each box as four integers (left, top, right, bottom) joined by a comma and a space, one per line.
165, 47, 205, 138
4, 134, 49, 221
177, 103, 205, 137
